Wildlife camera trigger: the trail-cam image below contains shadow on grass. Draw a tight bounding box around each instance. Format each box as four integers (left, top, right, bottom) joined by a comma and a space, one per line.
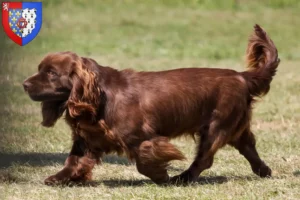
0, 170, 28, 183
293, 170, 300, 177
0, 153, 130, 168
68, 175, 259, 188
102, 176, 259, 188
196, 175, 258, 185
0, 153, 68, 168
68, 179, 153, 188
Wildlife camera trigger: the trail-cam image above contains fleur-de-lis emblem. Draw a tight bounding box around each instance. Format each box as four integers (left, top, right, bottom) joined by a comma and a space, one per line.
16, 11, 21, 17
11, 17, 17, 22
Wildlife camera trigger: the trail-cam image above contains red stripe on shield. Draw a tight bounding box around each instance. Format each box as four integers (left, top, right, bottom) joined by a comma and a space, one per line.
2, 2, 22, 46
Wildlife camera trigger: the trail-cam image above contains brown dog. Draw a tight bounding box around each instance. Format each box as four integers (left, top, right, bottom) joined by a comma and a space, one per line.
23, 25, 280, 185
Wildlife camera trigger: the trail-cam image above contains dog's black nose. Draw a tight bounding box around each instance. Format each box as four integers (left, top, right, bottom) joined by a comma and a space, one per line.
23, 81, 31, 91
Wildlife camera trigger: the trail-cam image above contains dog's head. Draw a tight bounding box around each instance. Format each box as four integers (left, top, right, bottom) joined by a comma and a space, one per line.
23, 52, 101, 127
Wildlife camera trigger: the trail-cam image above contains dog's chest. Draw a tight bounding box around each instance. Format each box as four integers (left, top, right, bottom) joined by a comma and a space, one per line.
66, 116, 105, 145
75, 120, 107, 142
78, 121, 103, 135
67, 117, 123, 154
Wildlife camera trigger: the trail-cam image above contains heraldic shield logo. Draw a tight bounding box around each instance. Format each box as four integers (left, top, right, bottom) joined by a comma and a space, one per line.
2, 2, 42, 46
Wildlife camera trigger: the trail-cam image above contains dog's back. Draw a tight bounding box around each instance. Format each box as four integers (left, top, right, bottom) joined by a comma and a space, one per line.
114, 25, 279, 142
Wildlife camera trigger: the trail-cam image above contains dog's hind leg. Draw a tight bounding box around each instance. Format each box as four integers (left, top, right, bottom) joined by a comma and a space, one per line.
136, 137, 185, 184
170, 120, 227, 184
230, 129, 272, 177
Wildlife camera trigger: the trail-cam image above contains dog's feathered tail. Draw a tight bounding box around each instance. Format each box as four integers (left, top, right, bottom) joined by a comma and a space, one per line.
242, 24, 280, 97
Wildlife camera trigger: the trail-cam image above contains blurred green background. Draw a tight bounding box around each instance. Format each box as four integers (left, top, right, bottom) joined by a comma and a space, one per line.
0, 0, 299, 199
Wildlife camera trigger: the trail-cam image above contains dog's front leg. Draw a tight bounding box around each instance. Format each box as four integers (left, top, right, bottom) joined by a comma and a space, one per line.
44, 136, 97, 185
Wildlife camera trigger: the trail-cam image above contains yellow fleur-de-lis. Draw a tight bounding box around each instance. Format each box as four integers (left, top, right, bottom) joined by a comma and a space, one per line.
15, 11, 21, 17
9, 22, 13, 27
9, 11, 12, 16
11, 17, 17, 22
12, 28, 17, 33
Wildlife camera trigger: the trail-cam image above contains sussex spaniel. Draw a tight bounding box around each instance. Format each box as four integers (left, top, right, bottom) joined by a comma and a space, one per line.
23, 25, 280, 185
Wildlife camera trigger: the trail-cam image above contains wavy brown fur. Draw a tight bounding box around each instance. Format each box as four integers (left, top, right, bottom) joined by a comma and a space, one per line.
242, 24, 280, 97
67, 56, 101, 118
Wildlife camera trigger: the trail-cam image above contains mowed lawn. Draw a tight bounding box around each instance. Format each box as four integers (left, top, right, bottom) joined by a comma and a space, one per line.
0, 0, 300, 199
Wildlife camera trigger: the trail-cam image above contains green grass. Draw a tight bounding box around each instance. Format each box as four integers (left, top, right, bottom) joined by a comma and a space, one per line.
0, 0, 299, 199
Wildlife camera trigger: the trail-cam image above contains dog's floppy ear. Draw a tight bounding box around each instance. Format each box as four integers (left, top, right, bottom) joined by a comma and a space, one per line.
41, 101, 66, 127
67, 56, 101, 119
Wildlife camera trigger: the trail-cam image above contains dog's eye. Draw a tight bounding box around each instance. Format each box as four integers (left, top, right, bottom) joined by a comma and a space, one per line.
47, 71, 57, 76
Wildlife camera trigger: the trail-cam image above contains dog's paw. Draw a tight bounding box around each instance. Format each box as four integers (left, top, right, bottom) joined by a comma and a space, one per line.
254, 164, 272, 178
44, 167, 74, 186
44, 175, 69, 186
252, 161, 272, 178
169, 170, 197, 185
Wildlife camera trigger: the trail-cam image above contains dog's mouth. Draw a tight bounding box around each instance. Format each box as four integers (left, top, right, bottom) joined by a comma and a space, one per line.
23, 82, 70, 101
27, 91, 69, 102
28, 94, 49, 101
